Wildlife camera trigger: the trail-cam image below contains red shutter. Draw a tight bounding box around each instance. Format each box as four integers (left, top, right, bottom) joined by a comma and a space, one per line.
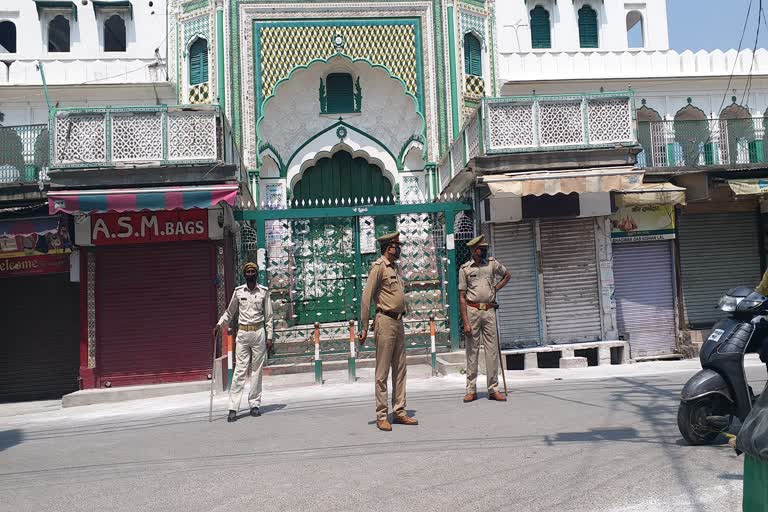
96, 242, 216, 386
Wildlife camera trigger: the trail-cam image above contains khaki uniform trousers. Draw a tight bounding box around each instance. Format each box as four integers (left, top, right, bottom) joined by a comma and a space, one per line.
228, 329, 266, 410
465, 307, 500, 394
374, 313, 407, 421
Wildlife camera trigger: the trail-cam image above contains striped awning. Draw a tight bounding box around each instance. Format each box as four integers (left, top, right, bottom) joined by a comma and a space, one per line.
48, 184, 239, 214
482, 167, 644, 197
0, 216, 60, 238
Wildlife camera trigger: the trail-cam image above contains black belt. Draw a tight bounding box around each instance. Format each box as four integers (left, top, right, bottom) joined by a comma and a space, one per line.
377, 309, 404, 320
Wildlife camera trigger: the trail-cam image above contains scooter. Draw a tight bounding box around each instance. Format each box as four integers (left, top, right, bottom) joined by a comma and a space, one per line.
677, 286, 768, 446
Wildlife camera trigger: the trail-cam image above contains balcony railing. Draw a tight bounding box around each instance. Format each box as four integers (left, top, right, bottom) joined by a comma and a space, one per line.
637, 118, 768, 169
50, 105, 229, 169
0, 124, 49, 184
438, 91, 636, 191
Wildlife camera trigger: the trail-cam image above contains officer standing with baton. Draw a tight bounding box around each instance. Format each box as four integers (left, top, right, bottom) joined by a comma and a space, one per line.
458, 235, 511, 402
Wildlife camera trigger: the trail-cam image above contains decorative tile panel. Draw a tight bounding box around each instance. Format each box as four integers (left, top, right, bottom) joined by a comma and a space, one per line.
55, 115, 106, 164
465, 111, 480, 161
460, 9, 486, 43
465, 75, 484, 98
167, 111, 217, 160
486, 101, 534, 149
257, 21, 419, 102
450, 137, 464, 177
588, 98, 632, 144
539, 100, 583, 146
189, 82, 211, 104
111, 113, 163, 161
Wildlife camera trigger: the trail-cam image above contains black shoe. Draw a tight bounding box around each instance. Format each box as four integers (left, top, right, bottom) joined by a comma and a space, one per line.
227, 410, 237, 423
250, 407, 261, 417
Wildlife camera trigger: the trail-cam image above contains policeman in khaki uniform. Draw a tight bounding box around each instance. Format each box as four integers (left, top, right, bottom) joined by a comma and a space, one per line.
459, 235, 511, 402
214, 262, 273, 423
359, 232, 419, 431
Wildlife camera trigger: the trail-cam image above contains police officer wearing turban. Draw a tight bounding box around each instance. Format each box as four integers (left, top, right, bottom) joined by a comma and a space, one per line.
459, 235, 511, 402
359, 232, 419, 431
214, 262, 273, 422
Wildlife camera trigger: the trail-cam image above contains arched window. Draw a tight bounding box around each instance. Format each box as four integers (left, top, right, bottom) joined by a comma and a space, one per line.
626, 11, 644, 48
529, 6, 551, 49
325, 73, 354, 114
104, 15, 126, 52
463, 33, 482, 76
48, 15, 70, 52
578, 5, 598, 49
188, 38, 208, 85
0, 21, 16, 53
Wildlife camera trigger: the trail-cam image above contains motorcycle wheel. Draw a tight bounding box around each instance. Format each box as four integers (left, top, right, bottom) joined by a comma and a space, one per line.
677, 397, 730, 446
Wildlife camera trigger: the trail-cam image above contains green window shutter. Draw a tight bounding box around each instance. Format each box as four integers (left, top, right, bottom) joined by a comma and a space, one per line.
463, 34, 482, 76
326, 73, 354, 113
530, 6, 551, 49
189, 38, 208, 85
578, 5, 598, 48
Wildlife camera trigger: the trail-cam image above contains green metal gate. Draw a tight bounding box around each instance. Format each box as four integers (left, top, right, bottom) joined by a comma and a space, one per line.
237, 200, 469, 363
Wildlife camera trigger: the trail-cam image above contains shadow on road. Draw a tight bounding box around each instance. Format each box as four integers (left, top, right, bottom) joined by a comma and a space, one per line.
0, 430, 23, 452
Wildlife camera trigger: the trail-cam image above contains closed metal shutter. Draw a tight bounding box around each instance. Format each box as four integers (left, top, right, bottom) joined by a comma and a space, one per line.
539, 218, 602, 343
0, 274, 80, 402
613, 241, 677, 357
96, 242, 216, 386
492, 222, 542, 348
678, 212, 762, 328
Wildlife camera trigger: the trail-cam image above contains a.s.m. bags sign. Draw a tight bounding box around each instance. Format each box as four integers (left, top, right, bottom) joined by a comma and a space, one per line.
74, 208, 226, 247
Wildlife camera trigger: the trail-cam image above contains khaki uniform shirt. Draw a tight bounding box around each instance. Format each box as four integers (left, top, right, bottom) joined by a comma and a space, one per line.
218, 284, 274, 339
458, 257, 509, 303
360, 256, 406, 329
758, 270, 768, 296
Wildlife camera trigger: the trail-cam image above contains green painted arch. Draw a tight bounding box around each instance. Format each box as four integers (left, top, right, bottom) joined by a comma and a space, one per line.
255, 53, 427, 165
398, 134, 425, 163
281, 120, 401, 179
292, 150, 393, 203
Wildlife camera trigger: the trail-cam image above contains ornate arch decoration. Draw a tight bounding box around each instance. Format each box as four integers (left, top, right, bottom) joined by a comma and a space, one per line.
283, 121, 399, 189
720, 97, 751, 120
673, 98, 707, 121
636, 99, 662, 122
258, 54, 425, 139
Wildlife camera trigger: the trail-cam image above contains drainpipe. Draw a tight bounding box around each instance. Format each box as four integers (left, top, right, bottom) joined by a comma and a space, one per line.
447, 5, 460, 139
215, 0, 226, 111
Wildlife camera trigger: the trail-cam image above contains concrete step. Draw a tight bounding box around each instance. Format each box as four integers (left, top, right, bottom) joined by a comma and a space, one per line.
63, 380, 211, 408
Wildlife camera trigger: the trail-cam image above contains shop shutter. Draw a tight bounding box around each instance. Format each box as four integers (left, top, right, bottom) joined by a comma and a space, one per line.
326, 73, 354, 114
463, 34, 482, 76
539, 218, 602, 343
492, 222, 542, 347
530, 6, 552, 49
189, 38, 208, 85
578, 5, 599, 48
96, 242, 216, 385
613, 241, 677, 357
677, 212, 762, 328
0, 274, 80, 402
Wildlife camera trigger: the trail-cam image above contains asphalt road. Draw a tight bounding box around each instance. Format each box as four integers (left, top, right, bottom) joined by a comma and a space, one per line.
1, 366, 765, 512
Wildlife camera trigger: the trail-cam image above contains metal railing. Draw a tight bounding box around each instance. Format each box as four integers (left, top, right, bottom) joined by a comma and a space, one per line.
0, 124, 49, 184
438, 91, 636, 191
637, 118, 768, 169
50, 104, 232, 169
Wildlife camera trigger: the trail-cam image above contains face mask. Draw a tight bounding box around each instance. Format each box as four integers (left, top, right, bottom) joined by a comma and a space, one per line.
245, 274, 257, 285
393, 246, 402, 260
478, 248, 488, 260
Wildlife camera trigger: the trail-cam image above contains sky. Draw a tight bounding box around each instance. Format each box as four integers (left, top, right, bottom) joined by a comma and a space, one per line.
668, 0, 768, 51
